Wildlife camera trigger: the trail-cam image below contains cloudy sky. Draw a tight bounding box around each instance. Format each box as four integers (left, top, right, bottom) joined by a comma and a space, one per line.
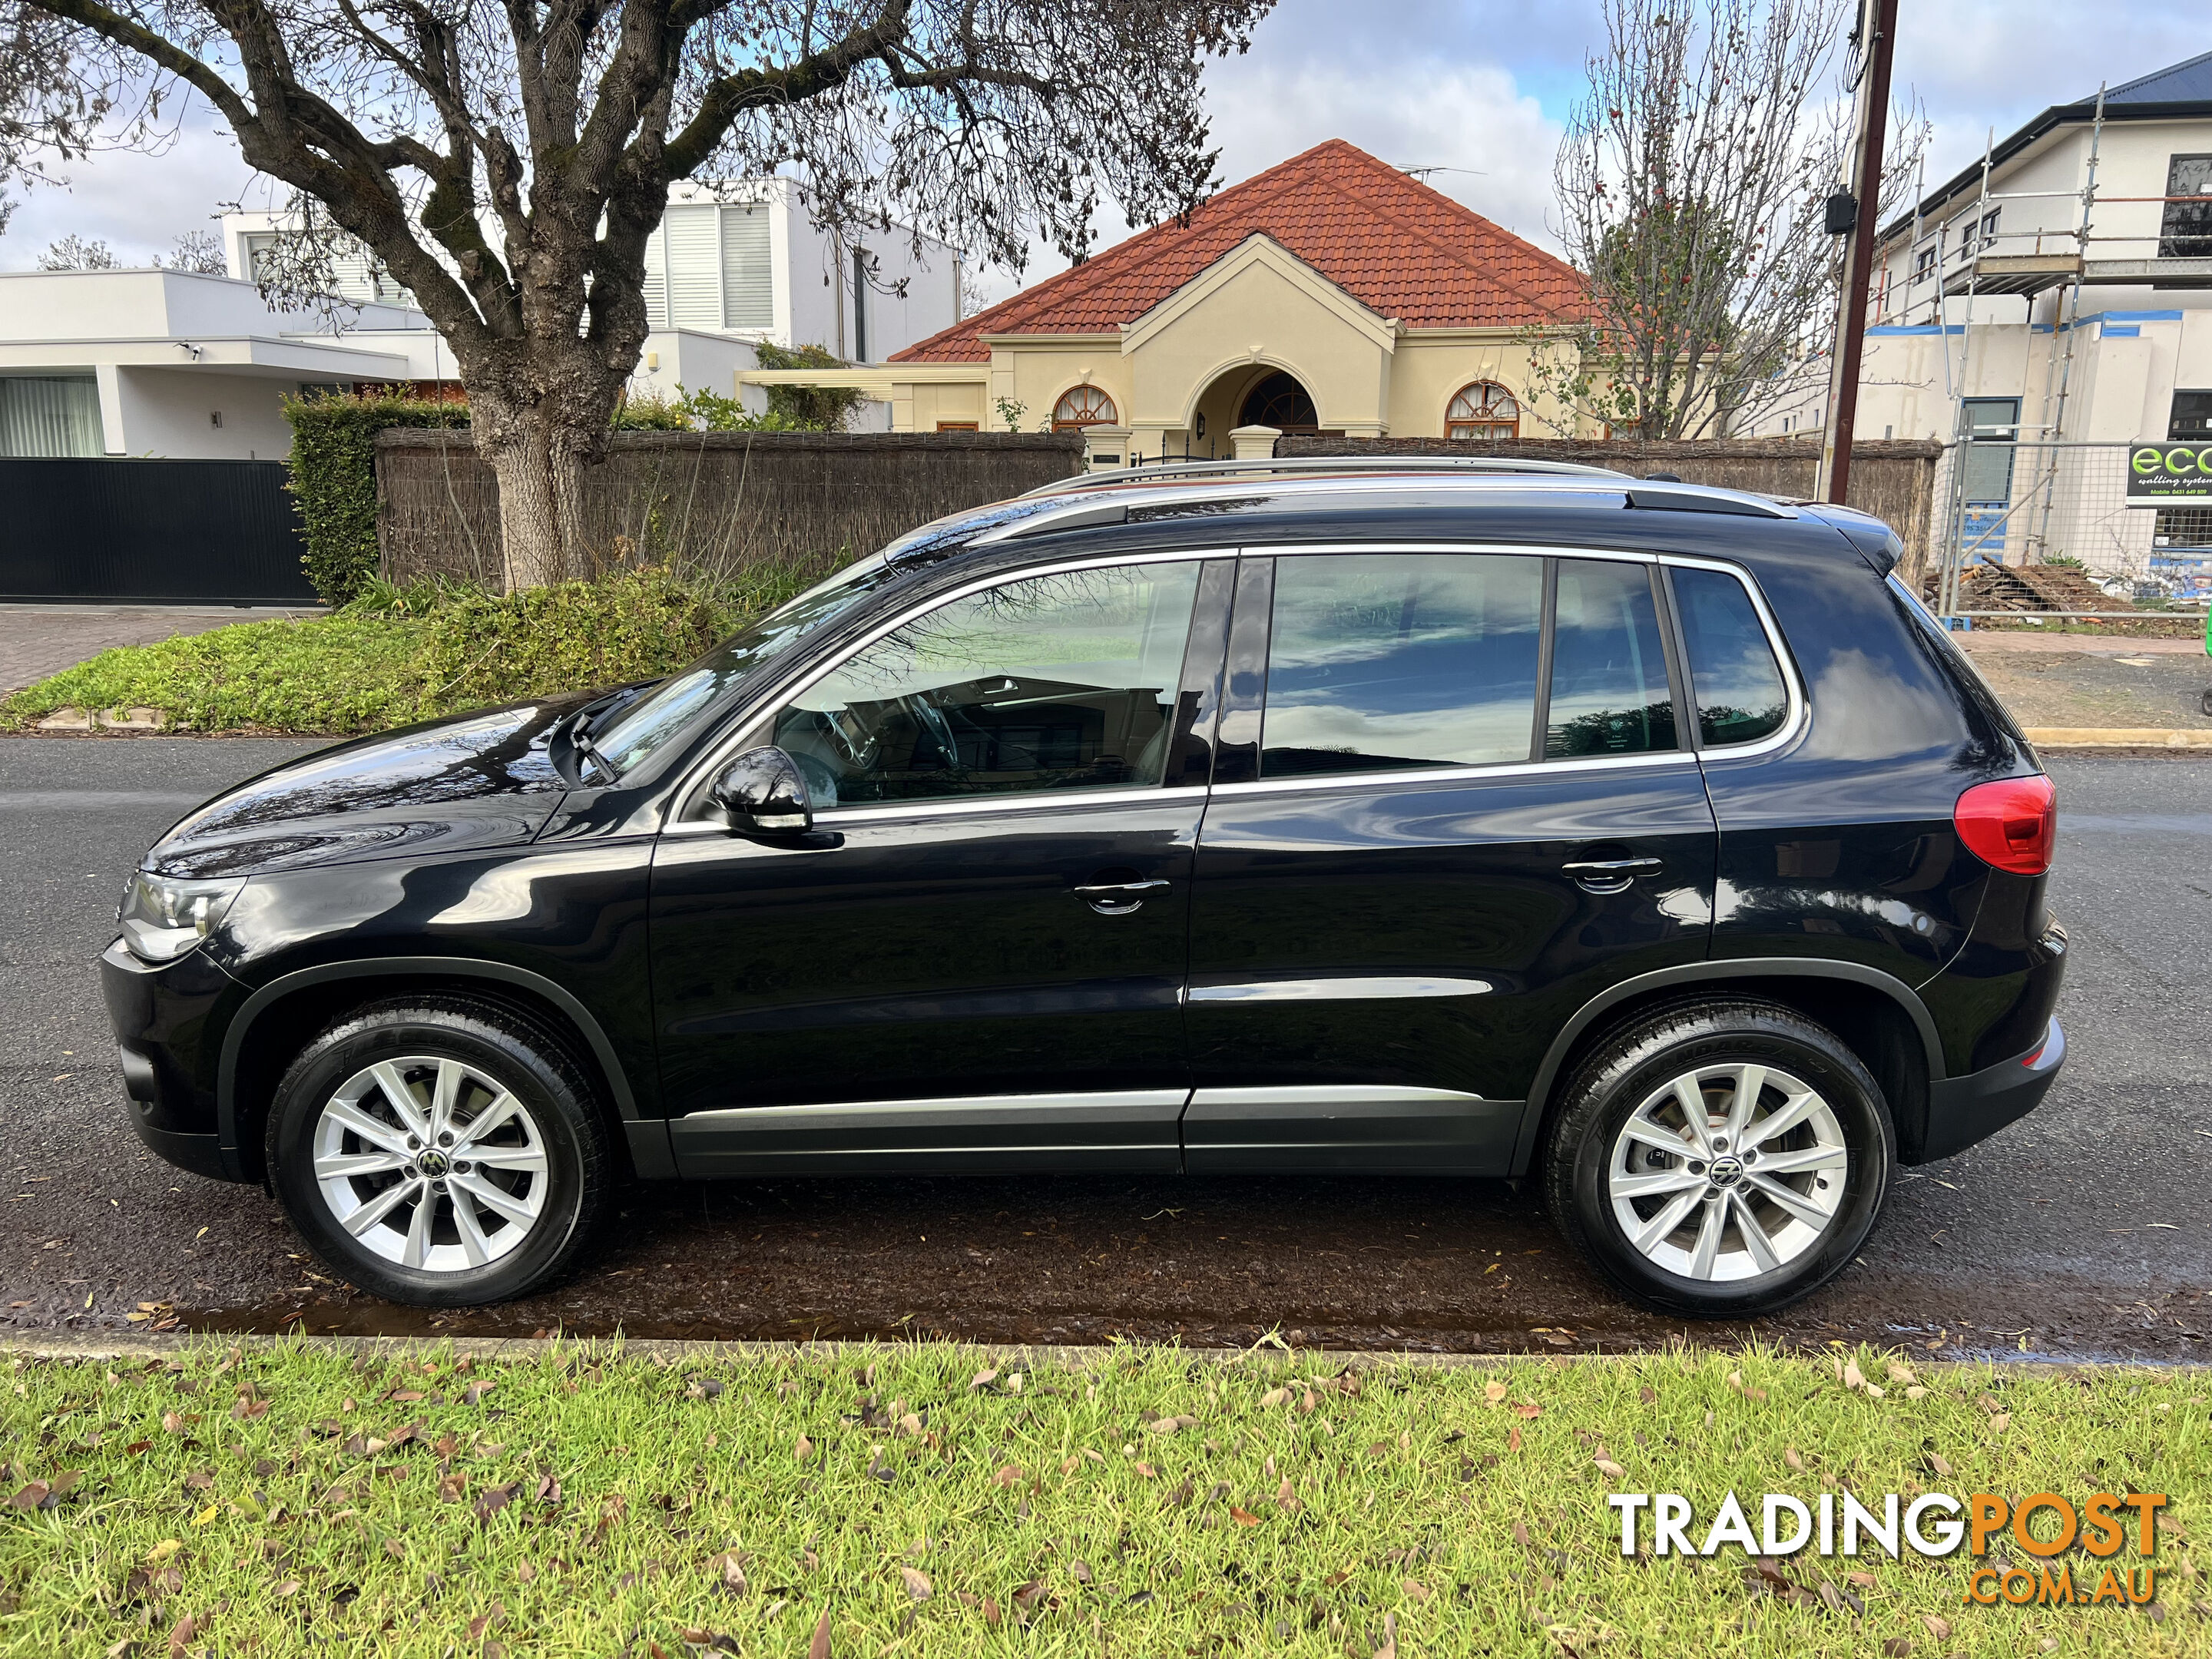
2, 0, 2201, 286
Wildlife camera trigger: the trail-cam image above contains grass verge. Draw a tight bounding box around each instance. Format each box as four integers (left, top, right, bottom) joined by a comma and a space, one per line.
2, 1341, 2207, 1655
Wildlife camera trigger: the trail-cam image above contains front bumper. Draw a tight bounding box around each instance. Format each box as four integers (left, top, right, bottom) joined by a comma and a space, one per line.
101, 936, 250, 1183
1920, 1015, 2065, 1162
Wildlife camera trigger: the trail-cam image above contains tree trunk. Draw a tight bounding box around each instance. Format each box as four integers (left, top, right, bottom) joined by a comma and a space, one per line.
461, 346, 621, 591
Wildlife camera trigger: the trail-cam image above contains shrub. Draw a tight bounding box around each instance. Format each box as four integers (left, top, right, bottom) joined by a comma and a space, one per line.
283, 391, 469, 605
414, 565, 740, 712
753, 339, 870, 431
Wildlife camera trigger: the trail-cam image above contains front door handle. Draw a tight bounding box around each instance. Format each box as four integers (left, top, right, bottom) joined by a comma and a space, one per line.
1561, 856, 1662, 895
1072, 877, 1170, 915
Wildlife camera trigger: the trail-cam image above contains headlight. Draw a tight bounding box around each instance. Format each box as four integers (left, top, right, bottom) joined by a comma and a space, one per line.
118, 872, 246, 962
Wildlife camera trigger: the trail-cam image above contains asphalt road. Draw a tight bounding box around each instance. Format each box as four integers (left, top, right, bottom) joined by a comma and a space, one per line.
2, 736, 2206, 1361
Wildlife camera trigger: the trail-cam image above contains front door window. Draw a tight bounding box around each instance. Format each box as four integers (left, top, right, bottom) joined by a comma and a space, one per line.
772, 561, 1204, 809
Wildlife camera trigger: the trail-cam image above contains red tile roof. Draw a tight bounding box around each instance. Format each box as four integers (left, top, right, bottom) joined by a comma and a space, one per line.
892, 139, 1586, 363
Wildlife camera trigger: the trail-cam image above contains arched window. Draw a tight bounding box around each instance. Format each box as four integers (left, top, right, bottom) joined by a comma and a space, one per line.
1239, 371, 1318, 431
1051, 385, 1118, 429
1446, 382, 1520, 441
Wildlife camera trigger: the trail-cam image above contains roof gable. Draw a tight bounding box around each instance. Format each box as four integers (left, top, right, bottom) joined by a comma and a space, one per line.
892, 139, 1584, 363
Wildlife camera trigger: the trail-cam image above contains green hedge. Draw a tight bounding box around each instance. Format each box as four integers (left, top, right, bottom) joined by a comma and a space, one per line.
283, 392, 469, 605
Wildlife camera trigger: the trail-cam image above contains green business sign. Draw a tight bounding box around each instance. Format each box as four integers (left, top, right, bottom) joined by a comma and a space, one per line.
2128, 442, 2212, 504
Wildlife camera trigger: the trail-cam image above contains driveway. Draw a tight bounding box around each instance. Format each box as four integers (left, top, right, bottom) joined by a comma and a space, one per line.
0, 604, 320, 696
2, 739, 2204, 1360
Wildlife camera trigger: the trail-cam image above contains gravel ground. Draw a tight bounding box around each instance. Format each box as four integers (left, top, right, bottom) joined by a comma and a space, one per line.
2, 739, 2205, 1363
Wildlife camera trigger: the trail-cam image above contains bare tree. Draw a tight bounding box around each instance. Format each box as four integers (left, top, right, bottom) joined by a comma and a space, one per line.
1533, 0, 1925, 439
155, 223, 224, 271
11, 0, 1271, 587
35, 227, 114, 265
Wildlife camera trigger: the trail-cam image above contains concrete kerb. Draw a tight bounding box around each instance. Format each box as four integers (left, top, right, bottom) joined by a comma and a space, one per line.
2024, 727, 2212, 749
2, 1329, 2195, 1379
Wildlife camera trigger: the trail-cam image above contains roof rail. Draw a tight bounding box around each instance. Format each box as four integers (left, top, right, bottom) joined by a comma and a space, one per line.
1019, 454, 1631, 497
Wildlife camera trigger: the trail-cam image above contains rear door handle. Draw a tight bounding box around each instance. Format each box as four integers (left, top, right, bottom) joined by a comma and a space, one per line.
1073, 878, 1170, 914
1561, 856, 1661, 894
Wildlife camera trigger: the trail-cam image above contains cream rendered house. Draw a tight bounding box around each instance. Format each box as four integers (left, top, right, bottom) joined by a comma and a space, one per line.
740, 141, 1593, 465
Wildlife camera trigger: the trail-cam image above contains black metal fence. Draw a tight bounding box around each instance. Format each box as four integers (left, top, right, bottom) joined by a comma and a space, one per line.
0, 458, 318, 604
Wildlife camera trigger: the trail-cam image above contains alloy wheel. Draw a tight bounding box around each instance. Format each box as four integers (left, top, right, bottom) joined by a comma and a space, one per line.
310, 1055, 549, 1273
1605, 1061, 1849, 1282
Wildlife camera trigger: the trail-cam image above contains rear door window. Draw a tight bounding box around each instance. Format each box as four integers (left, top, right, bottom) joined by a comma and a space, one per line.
1545, 559, 1679, 757
1260, 553, 1544, 777
1671, 567, 1790, 746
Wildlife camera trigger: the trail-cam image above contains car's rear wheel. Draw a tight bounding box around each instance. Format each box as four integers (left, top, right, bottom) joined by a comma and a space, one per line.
1543, 1001, 1893, 1316
266, 995, 611, 1306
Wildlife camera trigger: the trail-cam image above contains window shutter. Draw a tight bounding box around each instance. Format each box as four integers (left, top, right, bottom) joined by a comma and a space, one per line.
642, 224, 669, 329
720, 205, 773, 329
664, 205, 721, 328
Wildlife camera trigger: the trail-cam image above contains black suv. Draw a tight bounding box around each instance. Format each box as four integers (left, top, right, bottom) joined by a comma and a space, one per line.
104, 459, 2066, 1316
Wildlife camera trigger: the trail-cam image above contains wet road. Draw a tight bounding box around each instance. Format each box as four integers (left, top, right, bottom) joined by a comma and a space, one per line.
3, 737, 2206, 1361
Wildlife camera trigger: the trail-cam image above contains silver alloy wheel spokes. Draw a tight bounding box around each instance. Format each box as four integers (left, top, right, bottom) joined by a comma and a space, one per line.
1607, 1061, 1848, 1283
312, 1055, 549, 1273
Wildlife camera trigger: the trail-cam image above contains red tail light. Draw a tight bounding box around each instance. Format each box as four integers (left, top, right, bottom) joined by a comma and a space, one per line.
1954, 774, 2056, 876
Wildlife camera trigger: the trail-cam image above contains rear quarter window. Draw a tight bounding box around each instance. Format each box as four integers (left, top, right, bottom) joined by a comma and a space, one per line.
1672, 567, 1790, 746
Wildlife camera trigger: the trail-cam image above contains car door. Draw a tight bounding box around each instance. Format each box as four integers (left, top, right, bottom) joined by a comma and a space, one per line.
651, 552, 1233, 1176
1182, 547, 1718, 1174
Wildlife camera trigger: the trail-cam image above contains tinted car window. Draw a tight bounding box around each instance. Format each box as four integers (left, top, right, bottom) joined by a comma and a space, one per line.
1260, 553, 1543, 777
772, 561, 1202, 808
1673, 567, 1790, 746
594, 555, 901, 775
1545, 560, 1677, 757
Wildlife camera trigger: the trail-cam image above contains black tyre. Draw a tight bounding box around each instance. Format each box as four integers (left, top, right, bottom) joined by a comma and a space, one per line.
1542, 1000, 1893, 1317
2199, 686, 2212, 718
265, 995, 612, 1306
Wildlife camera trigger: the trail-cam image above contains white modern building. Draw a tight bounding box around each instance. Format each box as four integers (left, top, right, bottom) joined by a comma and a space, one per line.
1746, 50, 2212, 591
0, 179, 961, 459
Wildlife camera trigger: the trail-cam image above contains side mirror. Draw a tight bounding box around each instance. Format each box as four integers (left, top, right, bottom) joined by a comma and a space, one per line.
708, 746, 813, 839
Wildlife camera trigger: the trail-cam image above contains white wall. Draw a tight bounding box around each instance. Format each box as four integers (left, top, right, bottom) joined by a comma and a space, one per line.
101, 366, 297, 459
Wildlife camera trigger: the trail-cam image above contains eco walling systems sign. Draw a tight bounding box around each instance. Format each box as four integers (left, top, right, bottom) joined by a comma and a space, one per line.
2127, 442, 2212, 504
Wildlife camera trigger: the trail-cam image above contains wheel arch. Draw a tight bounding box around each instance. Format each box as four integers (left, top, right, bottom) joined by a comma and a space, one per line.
217, 958, 671, 1185
1508, 959, 1942, 1178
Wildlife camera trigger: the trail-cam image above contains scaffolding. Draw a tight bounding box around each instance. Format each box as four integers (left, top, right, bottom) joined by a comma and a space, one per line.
1899, 85, 2212, 618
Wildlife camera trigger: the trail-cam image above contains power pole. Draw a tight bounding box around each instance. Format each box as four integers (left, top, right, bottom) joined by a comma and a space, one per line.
1815, 0, 1899, 504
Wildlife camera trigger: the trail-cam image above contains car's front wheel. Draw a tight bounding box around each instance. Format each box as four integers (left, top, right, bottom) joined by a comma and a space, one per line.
1543, 1001, 1893, 1316
266, 995, 612, 1306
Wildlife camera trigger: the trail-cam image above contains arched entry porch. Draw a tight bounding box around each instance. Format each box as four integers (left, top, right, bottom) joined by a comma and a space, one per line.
1186, 363, 1338, 456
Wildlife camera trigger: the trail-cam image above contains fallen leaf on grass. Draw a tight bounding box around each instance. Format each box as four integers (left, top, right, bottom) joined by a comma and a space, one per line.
1922, 1614, 1952, 1641
1260, 1387, 1290, 1409
1483, 1380, 1508, 1406
808, 1609, 832, 1659
1230, 1507, 1263, 1527
1882, 1641, 1912, 1657
711, 1551, 749, 1596
899, 1565, 932, 1603
144, 1540, 181, 1565
466, 1603, 507, 1640
473, 1482, 520, 1523
991, 1464, 1024, 1487
1594, 1457, 1627, 1481
793, 1435, 813, 1462
1402, 1578, 1432, 1603
1512, 1403, 1541, 1420
969, 1368, 998, 1390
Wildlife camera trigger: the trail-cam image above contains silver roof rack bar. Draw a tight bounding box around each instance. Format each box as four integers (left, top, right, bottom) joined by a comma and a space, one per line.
1020, 454, 1632, 497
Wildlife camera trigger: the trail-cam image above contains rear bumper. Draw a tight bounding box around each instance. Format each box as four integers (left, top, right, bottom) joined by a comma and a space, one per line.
1919, 1016, 2065, 1162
